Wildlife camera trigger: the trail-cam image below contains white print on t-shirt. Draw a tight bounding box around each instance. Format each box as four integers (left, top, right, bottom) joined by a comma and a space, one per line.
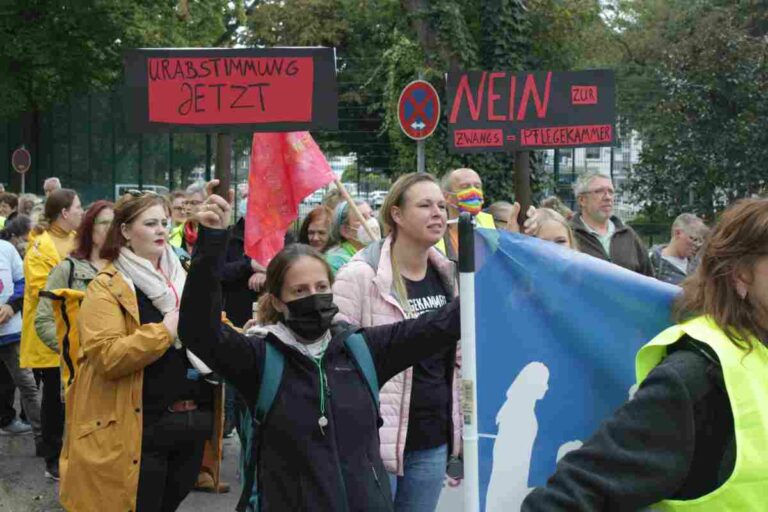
407, 294, 448, 318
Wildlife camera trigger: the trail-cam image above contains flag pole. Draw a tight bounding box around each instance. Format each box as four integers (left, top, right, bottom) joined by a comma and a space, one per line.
333, 178, 376, 240
459, 212, 479, 512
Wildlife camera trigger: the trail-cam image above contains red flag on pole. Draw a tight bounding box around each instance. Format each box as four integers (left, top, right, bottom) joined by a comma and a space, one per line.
245, 132, 336, 265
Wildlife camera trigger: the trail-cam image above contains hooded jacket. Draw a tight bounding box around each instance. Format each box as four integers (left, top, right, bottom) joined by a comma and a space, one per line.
570, 214, 655, 277
59, 264, 224, 512
21, 229, 75, 368
333, 237, 461, 475
179, 227, 461, 511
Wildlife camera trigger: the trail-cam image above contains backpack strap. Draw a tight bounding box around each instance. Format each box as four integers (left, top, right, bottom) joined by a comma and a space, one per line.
237, 340, 284, 512
344, 332, 379, 409
66, 258, 76, 289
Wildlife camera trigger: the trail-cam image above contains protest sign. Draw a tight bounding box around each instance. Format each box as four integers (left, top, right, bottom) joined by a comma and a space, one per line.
446, 70, 615, 153
124, 47, 337, 133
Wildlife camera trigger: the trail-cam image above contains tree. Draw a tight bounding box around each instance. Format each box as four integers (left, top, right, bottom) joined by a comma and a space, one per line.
610, 1, 768, 218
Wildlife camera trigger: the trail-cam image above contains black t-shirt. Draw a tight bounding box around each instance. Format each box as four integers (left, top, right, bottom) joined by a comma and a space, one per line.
403, 264, 451, 451
137, 288, 213, 425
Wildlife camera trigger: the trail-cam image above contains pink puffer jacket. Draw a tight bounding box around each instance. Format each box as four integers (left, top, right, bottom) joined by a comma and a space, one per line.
333, 236, 461, 476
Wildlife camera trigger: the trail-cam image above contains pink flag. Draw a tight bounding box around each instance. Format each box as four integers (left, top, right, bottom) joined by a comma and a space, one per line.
245, 132, 336, 265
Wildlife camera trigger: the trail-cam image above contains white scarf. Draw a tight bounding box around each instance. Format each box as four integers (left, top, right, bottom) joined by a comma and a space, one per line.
247, 323, 331, 359
114, 245, 212, 375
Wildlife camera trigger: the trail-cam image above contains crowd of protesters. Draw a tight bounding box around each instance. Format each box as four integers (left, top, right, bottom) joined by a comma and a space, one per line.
4, 163, 768, 512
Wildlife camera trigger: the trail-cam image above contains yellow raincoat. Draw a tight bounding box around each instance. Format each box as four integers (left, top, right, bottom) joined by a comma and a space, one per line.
38, 288, 85, 397
60, 265, 224, 512
21, 229, 74, 368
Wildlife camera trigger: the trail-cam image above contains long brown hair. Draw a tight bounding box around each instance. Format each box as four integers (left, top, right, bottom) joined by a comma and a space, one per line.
33, 188, 77, 235
674, 198, 768, 350
256, 244, 334, 324
71, 200, 114, 260
100, 193, 169, 261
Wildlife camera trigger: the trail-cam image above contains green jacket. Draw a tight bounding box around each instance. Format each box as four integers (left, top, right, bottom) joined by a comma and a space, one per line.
326, 241, 358, 275
35, 257, 98, 353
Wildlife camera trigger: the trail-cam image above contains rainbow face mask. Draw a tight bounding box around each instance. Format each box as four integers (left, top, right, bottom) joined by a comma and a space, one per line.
455, 186, 484, 216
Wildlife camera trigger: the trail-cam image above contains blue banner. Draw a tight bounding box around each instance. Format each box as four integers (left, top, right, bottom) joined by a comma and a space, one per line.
474, 229, 679, 511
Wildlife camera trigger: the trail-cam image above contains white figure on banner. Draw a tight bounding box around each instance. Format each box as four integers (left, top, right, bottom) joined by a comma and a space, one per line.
485, 362, 549, 512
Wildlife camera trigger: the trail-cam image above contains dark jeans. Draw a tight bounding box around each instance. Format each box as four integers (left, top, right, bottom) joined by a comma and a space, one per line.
136, 409, 212, 512
224, 381, 236, 432
0, 360, 16, 427
35, 368, 63, 462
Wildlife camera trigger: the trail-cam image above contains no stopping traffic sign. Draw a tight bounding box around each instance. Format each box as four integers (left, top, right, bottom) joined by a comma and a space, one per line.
398, 80, 440, 140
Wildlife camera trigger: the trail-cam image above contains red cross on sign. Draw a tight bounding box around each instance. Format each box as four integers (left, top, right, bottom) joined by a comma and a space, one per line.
397, 80, 440, 140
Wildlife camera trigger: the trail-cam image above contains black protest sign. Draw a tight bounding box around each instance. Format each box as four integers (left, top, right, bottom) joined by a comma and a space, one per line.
124, 47, 337, 133
446, 69, 615, 153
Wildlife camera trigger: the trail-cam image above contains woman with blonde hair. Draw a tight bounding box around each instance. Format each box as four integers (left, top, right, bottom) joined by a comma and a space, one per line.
524, 198, 768, 510
528, 208, 578, 250
334, 172, 461, 511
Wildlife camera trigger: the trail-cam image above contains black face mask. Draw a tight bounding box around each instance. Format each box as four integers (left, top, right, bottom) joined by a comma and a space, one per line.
282, 293, 339, 341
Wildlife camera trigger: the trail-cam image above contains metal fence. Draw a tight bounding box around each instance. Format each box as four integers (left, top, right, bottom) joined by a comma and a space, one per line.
0, 91, 262, 204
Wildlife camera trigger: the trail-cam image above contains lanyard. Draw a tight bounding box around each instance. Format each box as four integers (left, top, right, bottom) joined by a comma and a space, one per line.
311, 355, 329, 434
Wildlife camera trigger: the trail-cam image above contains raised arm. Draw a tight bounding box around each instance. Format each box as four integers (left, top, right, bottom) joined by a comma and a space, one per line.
363, 298, 460, 384
179, 224, 264, 403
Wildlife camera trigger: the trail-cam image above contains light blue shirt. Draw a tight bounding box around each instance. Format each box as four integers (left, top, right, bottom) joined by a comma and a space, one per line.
0, 240, 23, 338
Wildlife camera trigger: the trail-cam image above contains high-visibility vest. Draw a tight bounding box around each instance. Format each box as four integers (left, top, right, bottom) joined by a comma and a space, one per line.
436, 211, 496, 257
636, 315, 768, 511
38, 288, 85, 399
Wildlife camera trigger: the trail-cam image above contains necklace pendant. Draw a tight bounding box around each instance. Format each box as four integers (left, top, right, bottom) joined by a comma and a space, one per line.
318, 416, 328, 428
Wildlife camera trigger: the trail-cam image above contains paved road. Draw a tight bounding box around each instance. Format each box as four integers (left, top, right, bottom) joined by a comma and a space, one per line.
0, 430, 242, 512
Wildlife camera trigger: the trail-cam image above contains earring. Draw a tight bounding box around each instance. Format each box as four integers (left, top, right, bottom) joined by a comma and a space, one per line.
736, 281, 748, 300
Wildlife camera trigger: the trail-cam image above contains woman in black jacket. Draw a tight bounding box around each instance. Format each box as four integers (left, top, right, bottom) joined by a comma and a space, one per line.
178, 183, 460, 511
522, 198, 768, 511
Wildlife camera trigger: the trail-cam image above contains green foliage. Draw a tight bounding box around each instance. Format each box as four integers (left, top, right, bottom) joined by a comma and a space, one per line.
0, 1, 233, 117
613, 1, 768, 218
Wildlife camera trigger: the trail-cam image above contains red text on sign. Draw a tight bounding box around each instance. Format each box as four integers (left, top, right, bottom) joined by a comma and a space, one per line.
449, 72, 552, 124
453, 129, 504, 148
571, 86, 598, 105
520, 124, 612, 147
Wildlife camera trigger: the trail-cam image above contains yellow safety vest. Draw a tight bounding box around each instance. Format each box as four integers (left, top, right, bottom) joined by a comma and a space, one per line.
38, 288, 85, 399
636, 315, 768, 511
436, 211, 496, 256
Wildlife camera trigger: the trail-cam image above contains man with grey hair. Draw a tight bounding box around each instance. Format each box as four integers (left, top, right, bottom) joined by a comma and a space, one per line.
570, 172, 654, 276
649, 213, 708, 284
43, 177, 61, 197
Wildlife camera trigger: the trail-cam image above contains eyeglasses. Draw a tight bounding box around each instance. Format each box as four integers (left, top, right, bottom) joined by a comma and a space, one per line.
584, 188, 615, 197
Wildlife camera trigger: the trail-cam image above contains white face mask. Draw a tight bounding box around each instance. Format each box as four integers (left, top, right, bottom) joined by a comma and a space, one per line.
356, 217, 381, 245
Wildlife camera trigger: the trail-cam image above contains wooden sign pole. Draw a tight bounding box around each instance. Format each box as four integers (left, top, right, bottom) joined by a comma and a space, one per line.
214, 133, 232, 199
